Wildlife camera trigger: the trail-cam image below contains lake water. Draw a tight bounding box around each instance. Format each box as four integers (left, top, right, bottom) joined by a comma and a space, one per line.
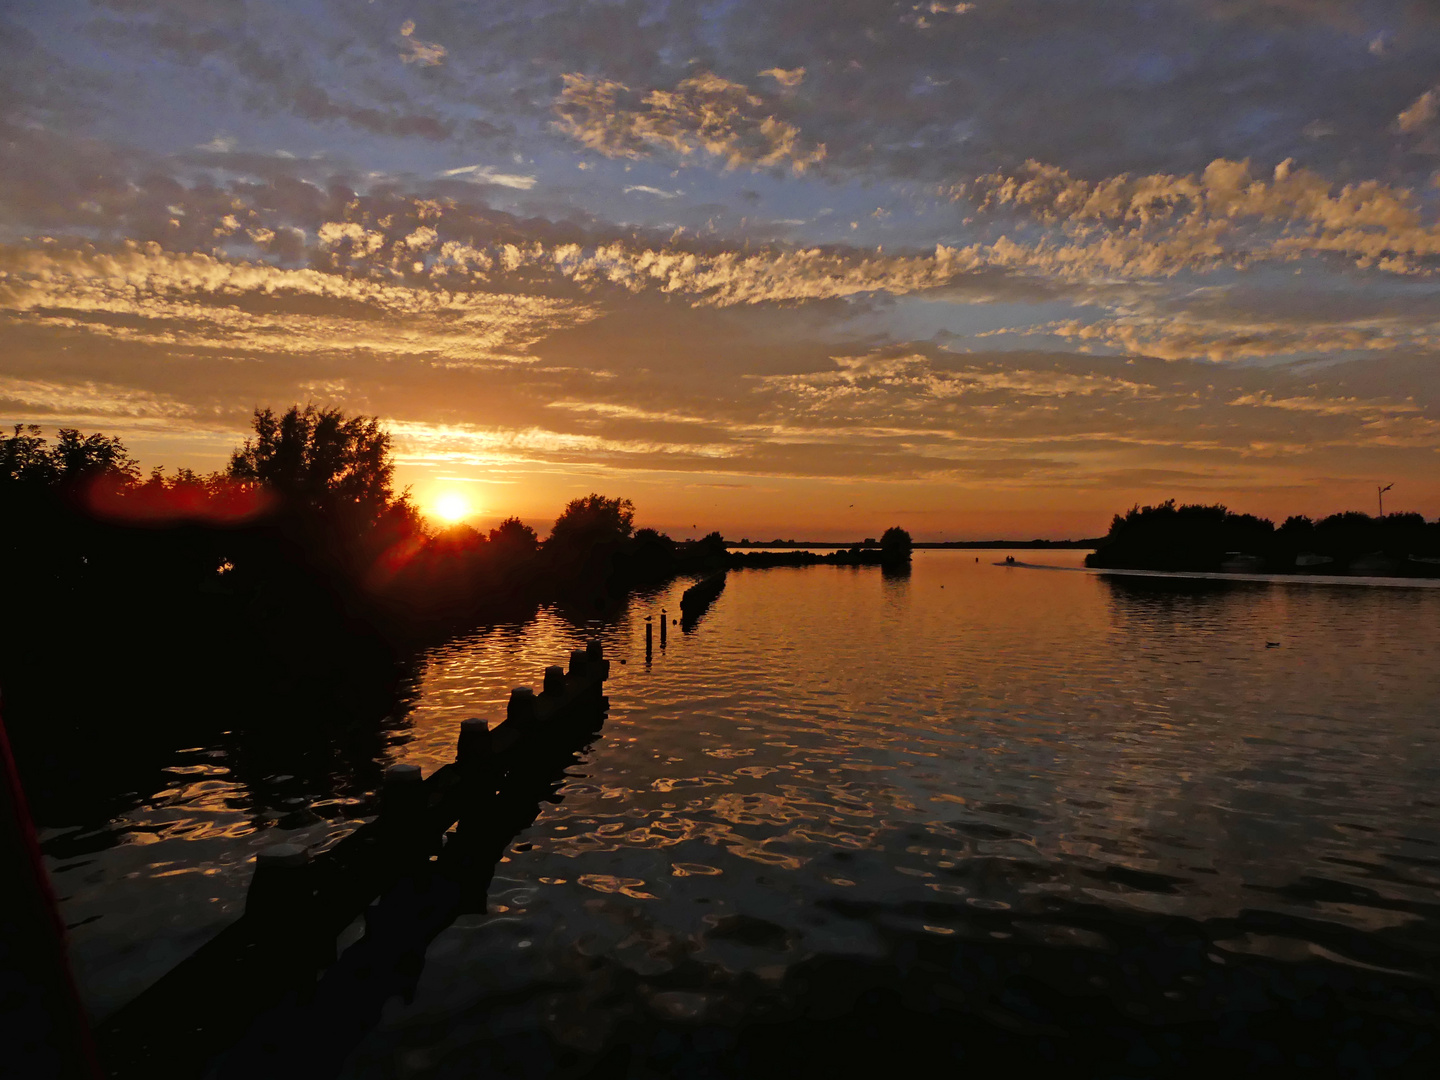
35, 550, 1440, 1072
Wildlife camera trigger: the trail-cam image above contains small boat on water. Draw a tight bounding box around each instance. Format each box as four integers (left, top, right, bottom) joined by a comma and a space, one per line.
1219, 552, 1265, 572
1294, 552, 1334, 568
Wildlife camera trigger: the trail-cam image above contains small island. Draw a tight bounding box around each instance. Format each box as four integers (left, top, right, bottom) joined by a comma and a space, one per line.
1085, 500, 1440, 577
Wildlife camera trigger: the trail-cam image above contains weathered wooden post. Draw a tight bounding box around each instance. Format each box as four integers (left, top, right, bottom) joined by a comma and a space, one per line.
246, 843, 312, 922
457, 717, 491, 766
380, 762, 425, 824
660, 609, 667, 647
645, 616, 653, 659
507, 685, 537, 724
245, 842, 324, 971
543, 665, 565, 696
568, 648, 587, 676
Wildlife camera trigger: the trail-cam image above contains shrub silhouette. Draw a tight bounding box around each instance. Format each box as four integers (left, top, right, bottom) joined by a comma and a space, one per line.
880, 526, 913, 565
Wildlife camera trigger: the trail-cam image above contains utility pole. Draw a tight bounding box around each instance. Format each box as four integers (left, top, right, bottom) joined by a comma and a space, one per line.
1378, 482, 1394, 517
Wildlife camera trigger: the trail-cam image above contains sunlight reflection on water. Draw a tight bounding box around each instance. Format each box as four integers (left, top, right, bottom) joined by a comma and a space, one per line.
341, 550, 1440, 1073
42, 550, 1440, 1050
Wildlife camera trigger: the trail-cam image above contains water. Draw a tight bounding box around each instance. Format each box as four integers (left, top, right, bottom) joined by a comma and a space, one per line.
32, 551, 1440, 1070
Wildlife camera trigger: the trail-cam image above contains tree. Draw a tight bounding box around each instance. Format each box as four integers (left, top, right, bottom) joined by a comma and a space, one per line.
547, 493, 635, 551
880, 526, 913, 564
227, 405, 398, 526
0, 424, 56, 487
1, 424, 139, 491
51, 429, 140, 486
488, 516, 539, 557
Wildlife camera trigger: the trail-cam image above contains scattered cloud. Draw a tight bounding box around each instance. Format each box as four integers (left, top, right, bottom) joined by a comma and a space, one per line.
759, 67, 806, 88
968, 157, 1440, 276
553, 71, 826, 173
438, 164, 538, 189
398, 20, 447, 67
1397, 87, 1439, 135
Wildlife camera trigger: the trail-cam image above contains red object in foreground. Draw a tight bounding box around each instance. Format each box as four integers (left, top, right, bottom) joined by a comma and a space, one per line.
0, 705, 102, 1079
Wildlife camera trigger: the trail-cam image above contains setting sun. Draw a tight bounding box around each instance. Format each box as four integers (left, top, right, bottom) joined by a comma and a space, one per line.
433, 492, 471, 523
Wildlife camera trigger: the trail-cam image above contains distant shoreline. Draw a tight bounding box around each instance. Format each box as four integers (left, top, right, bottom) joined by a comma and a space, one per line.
726, 539, 1102, 550
1009, 559, 1440, 590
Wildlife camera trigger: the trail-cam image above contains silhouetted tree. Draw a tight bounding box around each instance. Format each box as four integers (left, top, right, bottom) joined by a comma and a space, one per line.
227, 405, 398, 528
880, 526, 913, 565
488, 516, 539, 558
694, 530, 727, 558
1, 424, 139, 491
1, 424, 58, 487
51, 429, 139, 488
547, 494, 635, 551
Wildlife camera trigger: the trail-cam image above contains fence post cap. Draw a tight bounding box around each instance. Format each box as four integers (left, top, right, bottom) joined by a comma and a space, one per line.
384, 762, 423, 785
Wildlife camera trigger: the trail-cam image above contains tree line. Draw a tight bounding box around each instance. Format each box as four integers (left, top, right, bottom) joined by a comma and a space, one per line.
1086, 500, 1440, 574
0, 406, 734, 754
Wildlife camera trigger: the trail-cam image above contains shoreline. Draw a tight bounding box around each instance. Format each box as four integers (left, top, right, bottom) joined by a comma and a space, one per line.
1003, 559, 1440, 589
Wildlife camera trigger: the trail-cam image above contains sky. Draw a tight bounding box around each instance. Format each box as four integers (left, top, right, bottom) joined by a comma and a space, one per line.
3, 0, 1440, 539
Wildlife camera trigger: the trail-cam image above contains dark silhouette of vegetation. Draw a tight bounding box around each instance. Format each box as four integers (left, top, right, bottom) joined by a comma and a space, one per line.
726, 526, 915, 570
548, 493, 635, 550
880, 526, 913, 566
1087, 499, 1440, 575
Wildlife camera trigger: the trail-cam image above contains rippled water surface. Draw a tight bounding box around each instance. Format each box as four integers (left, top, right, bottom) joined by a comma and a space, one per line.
363, 552, 1440, 1074
37, 551, 1440, 1070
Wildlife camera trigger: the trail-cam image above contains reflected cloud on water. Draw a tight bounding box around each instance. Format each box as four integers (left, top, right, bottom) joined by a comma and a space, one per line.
23, 551, 1440, 1069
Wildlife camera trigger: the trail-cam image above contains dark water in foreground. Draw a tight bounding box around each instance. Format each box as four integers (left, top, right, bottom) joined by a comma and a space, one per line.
36, 551, 1440, 1073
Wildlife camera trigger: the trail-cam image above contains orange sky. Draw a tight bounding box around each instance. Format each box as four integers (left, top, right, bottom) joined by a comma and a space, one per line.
3, 1, 1438, 539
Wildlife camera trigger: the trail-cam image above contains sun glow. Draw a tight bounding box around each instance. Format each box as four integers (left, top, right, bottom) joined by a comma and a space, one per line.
433, 492, 472, 523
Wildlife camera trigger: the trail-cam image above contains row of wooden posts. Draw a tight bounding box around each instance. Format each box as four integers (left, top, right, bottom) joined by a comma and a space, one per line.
99, 638, 613, 1079
642, 571, 727, 660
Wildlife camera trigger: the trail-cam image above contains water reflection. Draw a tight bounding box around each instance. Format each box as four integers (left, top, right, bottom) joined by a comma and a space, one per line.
27, 551, 1440, 1070
350, 551, 1440, 1075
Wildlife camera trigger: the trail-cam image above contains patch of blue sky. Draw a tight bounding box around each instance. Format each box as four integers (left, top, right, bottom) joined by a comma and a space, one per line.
863, 295, 1100, 351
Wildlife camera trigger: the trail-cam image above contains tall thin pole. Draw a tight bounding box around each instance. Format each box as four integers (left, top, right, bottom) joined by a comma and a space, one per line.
1378, 482, 1393, 517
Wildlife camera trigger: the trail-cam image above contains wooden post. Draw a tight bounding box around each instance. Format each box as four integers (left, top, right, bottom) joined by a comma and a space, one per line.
645, 616, 653, 659
543, 665, 565, 695
380, 763, 425, 832
457, 718, 490, 766
507, 686, 537, 724
245, 844, 312, 922
660, 609, 667, 647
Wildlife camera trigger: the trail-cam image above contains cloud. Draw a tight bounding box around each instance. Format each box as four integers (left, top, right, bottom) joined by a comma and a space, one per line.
758, 67, 806, 88
438, 164, 538, 189
623, 185, 681, 198
968, 157, 1440, 276
0, 243, 599, 366
1397, 87, 1439, 134
553, 71, 825, 173
0, 376, 193, 422
398, 20, 446, 67
993, 307, 1440, 362
388, 420, 737, 468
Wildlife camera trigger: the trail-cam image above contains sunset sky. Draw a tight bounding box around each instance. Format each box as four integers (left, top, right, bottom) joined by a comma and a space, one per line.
3, 0, 1440, 538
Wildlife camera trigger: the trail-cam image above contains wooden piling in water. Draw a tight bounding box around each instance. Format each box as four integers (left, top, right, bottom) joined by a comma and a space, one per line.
96, 642, 612, 1079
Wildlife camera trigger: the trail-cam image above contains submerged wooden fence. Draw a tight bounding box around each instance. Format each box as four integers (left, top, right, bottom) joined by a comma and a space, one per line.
680, 571, 726, 629
97, 640, 612, 1079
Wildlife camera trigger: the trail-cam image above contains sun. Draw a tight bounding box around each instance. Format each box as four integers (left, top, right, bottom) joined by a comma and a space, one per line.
433, 492, 471, 523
